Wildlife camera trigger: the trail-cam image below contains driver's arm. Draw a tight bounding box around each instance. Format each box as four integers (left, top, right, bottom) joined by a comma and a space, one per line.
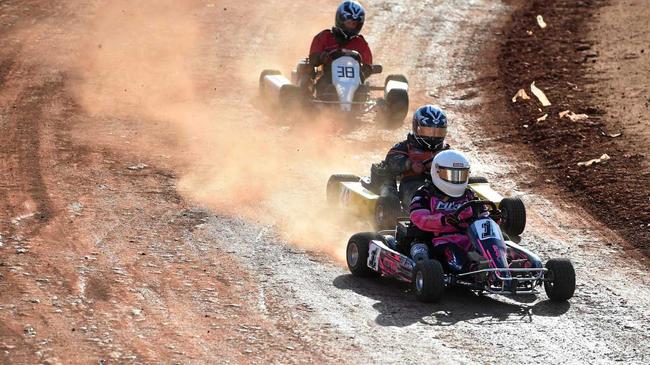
385, 141, 410, 175
357, 37, 373, 65
309, 31, 329, 67
409, 190, 458, 234
309, 52, 326, 67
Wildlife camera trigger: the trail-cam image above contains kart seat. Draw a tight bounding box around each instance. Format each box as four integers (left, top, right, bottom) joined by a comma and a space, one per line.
395, 220, 432, 255
360, 162, 396, 195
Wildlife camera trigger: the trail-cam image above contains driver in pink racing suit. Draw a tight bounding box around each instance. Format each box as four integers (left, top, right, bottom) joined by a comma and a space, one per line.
409, 150, 490, 273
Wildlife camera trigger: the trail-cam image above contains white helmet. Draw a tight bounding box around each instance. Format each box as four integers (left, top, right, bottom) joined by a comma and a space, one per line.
431, 150, 470, 197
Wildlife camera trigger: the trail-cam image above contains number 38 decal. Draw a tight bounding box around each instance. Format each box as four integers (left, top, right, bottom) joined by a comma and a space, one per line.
336, 66, 356, 78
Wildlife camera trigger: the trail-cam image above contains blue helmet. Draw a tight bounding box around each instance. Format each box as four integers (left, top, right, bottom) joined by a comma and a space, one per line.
412, 105, 448, 150
335, 1, 366, 39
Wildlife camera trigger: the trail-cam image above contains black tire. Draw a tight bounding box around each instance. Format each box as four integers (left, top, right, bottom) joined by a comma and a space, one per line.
500, 196, 526, 236
375, 195, 401, 230
379, 89, 409, 129
326, 174, 359, 206
259, 69, 282, 97
413, 260, 445, 302
279, 84, 305, 108
379, 88, 409, 129
544, 259, 576, 302
468, 176, 488, 184
385, 74, 409, 86
346, 232, 378, 277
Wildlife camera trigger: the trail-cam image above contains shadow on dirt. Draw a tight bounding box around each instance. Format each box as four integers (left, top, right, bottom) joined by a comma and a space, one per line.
333, 274, 570, 327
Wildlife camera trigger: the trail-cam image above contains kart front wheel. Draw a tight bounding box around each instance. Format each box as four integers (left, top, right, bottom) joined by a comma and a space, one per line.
500, 196, 526, 236
544, 258, 576, 302
346, 232, 378, 277
413, 260, 445, 302
279, 84, 306, 109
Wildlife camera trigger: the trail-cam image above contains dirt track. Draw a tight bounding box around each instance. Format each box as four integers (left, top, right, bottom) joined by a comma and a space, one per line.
1, 0, 649, 364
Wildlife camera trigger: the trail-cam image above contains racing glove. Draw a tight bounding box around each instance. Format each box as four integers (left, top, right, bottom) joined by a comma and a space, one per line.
489, 208, 503, 224
319, 49, 344, 65
442, 214, 461, 227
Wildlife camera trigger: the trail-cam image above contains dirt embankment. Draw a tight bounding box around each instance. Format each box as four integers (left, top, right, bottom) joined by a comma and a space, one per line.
498, 0, 650, 258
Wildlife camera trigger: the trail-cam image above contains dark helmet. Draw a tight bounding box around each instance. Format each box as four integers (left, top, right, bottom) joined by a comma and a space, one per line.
412, 105, 448, 150
334, 1, 366, 40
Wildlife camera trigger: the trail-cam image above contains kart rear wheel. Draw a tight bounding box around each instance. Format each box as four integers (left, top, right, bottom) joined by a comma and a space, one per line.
378, 88, 409, 129
413, 260, 445, 302
375, 195, 401, 230
259, 69, 281, 97
326, 174, 359, 207
346, 232, 378, 277
544, 258, 576, 302
500, 196, 526, 236
468, 176, 489, 184
279, 84, 305, 109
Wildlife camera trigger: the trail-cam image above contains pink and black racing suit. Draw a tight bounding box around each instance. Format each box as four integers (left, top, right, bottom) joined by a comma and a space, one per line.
408, 183, 479, 272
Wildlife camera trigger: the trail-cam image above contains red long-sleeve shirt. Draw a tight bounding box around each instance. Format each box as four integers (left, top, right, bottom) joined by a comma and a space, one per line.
309, 29, 373, 65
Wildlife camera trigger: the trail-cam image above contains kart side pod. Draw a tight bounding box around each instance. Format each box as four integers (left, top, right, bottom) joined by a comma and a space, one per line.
259, 69, 302, 106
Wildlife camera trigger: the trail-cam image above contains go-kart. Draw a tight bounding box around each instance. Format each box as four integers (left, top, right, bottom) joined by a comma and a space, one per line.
259, 49, 409, 128
345, 200, 576, 302
327, 162, 527, 237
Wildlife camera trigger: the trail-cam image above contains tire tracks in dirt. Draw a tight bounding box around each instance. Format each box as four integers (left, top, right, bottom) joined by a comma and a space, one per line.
0, 1, 348, 363
0, 68, 56, 245
1, 0, 648, 364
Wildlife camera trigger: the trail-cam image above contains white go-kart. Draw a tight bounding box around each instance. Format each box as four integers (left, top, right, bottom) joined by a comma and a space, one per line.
259, 49, 409, 128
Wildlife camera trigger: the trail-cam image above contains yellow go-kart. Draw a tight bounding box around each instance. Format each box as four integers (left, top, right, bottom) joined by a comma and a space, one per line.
326, 163, 526, 236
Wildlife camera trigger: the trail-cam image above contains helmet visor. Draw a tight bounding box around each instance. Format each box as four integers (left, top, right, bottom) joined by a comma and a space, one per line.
343, 19, 360, 30
416, 126, 447, 138
436, 166, 469, 184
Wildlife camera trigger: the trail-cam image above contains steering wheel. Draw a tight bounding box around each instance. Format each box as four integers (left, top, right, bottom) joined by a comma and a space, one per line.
331, 49, 362, 63
448, 200, 499, 229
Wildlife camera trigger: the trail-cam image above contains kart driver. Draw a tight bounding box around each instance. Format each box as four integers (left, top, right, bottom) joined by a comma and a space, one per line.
408, 150, 495, 273
308, 1, 373, 69
383, 105, 450, 206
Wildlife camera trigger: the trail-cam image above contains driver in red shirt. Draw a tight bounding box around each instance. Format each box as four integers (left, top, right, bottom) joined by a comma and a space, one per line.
309, 1, 373, 68
298, 1, 373, 97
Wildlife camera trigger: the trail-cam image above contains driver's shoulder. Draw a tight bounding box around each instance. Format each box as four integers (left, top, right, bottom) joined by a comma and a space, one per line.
415, 181, 436, 196
389, 139, 409, 151
464, 188, 477, 200
314, 29, 334, 40
355, 34, 368, 43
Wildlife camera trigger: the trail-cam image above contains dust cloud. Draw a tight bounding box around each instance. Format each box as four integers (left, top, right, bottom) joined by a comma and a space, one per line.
67, 0, 376, 262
